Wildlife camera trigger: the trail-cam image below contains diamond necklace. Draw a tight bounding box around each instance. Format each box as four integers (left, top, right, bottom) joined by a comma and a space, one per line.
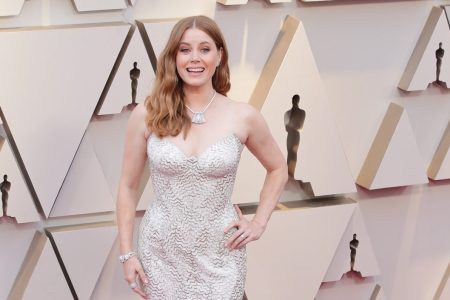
185, 90, 217, 124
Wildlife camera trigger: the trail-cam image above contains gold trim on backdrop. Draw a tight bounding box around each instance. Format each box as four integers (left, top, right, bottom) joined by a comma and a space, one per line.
276, 203, 289, 210
70, 0, 127, 14
0, 135, 5, 150
0, 0, 25, 18
93, 24, 136, 116
249, 15, 299, 110
398, 6, 443, 91
356, 103, 403, 189
136, 17, 181, 24
8, 231, 47, 300
369, 284, 382, 300
434, 262, 450, 300
0, 21, 129, 33
216, 0, 249, 5
239, 197, 355, 215
428, 121, 450, 179
47, 220, 116, 233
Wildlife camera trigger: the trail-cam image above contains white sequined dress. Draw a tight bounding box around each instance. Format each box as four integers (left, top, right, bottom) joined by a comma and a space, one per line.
138, 132, 246, 299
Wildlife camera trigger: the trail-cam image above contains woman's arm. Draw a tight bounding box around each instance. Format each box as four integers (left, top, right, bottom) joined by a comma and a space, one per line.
116, 103, 149, 298
225, 104, 288, 249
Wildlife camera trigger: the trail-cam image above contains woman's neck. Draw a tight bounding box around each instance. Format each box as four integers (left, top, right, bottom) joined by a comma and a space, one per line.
183, 85, 216, 111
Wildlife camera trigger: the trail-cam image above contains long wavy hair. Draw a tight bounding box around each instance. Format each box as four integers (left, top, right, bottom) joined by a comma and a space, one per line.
145, 15, 231, 138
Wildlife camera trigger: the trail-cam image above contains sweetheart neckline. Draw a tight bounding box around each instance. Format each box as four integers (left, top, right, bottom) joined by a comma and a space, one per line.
150, 132, 243, 160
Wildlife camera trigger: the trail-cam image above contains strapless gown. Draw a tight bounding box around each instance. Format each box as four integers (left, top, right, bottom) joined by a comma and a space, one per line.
138, 132, 247, 300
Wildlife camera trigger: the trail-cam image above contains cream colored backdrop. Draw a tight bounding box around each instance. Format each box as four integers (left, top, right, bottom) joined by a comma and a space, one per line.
1, 1, 450, 300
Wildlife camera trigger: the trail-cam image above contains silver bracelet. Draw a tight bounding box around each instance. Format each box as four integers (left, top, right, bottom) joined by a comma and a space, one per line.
119, 251, 136, 263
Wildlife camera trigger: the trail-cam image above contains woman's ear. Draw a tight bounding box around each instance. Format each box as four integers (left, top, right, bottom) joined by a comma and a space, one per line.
217, 47, 223, 67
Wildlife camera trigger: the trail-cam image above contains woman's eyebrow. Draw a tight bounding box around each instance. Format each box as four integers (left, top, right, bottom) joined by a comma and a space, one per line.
179, 41, 211, 46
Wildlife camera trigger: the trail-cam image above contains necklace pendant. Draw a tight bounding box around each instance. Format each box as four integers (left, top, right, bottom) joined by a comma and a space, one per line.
185, 90, 216, 125
192, 112, 206, 124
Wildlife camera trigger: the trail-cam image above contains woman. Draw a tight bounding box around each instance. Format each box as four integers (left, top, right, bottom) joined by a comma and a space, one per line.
116, 15, 288, 299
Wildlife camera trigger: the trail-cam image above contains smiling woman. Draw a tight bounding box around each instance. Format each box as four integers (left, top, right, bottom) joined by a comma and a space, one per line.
145, 15, 231, 140
176, 28, 222, 92
176, 28, 222, 124
116, 15, 288, 300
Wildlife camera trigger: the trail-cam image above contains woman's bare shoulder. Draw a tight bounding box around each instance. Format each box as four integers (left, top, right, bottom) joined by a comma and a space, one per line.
129, 102, 150, 139
221, 97, 263, 142
133, 102, 148, 118
223, 97, 260, 120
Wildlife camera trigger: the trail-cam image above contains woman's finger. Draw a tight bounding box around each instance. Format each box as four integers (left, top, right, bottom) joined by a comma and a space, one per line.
127, 278, 146, 299
236, 235, 252, 249
138, 267, 149, 285
234, 204, 243, 218
229, 230, 249, 249
132, 286, 147, 299
224, 220, 239, 233
225, 227, 245, 248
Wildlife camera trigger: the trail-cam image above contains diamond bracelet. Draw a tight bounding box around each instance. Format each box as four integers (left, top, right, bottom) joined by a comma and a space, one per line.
119, 251, 136, 263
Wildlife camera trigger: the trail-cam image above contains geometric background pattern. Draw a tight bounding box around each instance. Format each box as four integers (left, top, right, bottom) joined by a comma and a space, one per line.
1, 1, 450, 300
245, 200, 357, 299
398, 6, 450, 91
0, 123, 39, 223
72, 0, 127, 12
0, 22, 130, 217
0, 1, 25, 17
357, 103, 429, 190
323, 206, 380, 281
428, 120, 450, 180
234, 15, 356, 205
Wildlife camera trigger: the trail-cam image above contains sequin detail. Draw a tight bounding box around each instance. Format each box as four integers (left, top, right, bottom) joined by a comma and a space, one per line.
138, 133, 246, 300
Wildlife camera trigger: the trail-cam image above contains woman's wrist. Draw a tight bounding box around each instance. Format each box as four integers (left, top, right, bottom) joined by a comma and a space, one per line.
251, 218, 267, 230
119, 251, 136, 263
119, 241, 134, 255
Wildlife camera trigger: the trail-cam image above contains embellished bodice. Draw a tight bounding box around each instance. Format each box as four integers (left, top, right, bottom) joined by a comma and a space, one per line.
146, 132, 244, 212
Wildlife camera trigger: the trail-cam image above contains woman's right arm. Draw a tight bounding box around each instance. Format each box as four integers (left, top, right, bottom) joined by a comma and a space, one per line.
116, 103, 149, 299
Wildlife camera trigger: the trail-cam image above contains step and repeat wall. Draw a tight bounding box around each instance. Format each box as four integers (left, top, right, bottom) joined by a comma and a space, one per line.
1, 0, 450, 299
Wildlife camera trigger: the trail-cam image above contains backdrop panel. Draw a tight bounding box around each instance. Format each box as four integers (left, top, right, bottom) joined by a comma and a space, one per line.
428, 120, 450, 180
399, 6, 450, 91
72, 0, 127, 12
0, 0, 24, 17
234, 15, 355, 205
0, 125, 39, 223
323, 206, 380, 281
0, 23, 130, 217
0, 224, 36, 299
51, 225, 117, 299
19, 233, 72, 300
98, 25, 155, 115
50, 130, 114, 217
316, 280, 379, 300
357, 103, 428, 189
88, 112, 154, 210
245, 200, 356, 300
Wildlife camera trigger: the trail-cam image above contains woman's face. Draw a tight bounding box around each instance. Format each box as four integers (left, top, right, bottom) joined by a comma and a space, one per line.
176, 28, 222, 91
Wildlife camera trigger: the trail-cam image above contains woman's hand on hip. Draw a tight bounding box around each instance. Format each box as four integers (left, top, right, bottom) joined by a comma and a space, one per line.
224, 205, 265, 250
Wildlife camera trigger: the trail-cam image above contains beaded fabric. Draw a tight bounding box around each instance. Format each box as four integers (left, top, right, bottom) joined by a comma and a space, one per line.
138, 133, 246, 299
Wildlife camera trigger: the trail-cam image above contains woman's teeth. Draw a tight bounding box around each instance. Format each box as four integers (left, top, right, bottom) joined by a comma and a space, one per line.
187, 67, 204, 72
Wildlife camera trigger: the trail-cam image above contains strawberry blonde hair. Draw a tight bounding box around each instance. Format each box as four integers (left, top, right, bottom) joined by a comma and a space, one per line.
145, 15, 231, 138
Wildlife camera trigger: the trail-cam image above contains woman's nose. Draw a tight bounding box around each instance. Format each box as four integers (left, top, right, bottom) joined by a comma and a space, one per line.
190, 50, 200, 62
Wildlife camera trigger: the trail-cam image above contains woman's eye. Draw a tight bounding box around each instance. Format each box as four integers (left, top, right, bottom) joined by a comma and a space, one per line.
180, 48, 190, 53
201, 48, 210, 53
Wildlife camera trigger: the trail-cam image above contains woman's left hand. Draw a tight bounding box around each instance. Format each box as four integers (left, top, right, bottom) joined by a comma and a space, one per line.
224, 205, 266, 250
